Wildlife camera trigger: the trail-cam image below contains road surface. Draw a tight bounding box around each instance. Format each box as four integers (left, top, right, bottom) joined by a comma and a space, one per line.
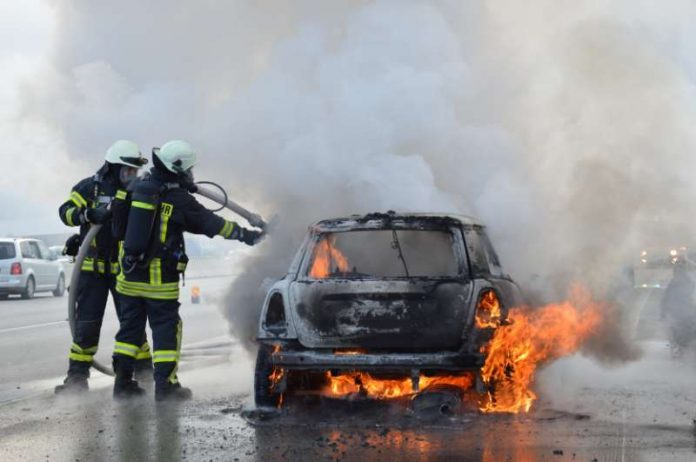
1, 282, 696, 461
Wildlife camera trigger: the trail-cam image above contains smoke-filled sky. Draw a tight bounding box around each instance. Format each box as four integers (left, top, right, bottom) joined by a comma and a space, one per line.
3, 1, 696, 344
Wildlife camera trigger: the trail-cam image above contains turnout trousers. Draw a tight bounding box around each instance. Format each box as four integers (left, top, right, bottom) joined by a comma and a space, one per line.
67, 271, 151, 378
113, 294, 182, 387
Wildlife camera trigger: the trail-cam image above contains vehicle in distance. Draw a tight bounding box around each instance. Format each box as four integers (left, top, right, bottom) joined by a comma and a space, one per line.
0, 238, 66, 300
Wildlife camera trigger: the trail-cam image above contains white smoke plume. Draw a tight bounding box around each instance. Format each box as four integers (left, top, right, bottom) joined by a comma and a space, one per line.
13, 1, 696, 354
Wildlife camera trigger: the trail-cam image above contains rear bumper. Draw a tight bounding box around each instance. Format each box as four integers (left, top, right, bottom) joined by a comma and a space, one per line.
270, 350, 485, 372
0, 277, 27, 293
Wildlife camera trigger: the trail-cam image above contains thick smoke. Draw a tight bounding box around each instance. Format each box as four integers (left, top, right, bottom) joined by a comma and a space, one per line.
18, 1, 696, 359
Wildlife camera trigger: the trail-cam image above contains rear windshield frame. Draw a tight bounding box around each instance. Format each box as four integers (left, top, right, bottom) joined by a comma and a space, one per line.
299, 227, 468, 281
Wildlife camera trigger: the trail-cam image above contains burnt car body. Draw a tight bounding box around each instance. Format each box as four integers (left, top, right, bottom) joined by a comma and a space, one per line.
254, 212, 524, 406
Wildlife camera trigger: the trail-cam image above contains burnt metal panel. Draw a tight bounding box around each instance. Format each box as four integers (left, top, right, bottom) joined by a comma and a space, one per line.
289, 280, 473, 349
272, 350, 485, 371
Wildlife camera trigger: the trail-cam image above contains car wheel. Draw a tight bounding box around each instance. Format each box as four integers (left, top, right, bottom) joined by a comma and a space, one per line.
53, 274, 66, 297
254, 344, 283, 408
21, 277, 35, 300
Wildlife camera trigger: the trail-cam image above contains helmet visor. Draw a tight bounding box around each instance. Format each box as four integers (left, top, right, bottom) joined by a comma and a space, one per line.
121, 156, 149, 167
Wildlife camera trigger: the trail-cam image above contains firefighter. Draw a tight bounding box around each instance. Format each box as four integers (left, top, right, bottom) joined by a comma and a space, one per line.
661, 258, 696, 357
55, 141, 152, 394
112, 140, 262, 401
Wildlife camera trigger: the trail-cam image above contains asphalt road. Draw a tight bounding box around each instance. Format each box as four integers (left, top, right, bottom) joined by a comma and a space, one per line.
0, 272, 239, 404
1, 284, 696, 461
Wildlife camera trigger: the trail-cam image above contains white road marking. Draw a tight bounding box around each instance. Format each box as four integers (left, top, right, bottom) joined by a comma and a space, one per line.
0, 320, 66, 334
621, 407, 627, 462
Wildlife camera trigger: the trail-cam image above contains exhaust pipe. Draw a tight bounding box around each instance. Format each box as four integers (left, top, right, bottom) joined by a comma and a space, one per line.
68, 187, 266, 376
410, 385, 463, 416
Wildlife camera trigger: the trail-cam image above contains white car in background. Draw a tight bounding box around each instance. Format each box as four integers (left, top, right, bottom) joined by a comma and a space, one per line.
50, 244, 75, 289
0, 238, 66, 300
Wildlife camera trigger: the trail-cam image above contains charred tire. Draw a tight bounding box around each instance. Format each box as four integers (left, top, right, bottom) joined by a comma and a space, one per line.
21, 277, 35, 300
254, 345, 282, 408
53, 274, 66, 297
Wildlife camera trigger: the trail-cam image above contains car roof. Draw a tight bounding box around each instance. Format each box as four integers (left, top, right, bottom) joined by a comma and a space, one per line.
311, 212, 484, 231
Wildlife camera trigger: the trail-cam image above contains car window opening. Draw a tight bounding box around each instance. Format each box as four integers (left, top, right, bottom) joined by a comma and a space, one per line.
307, 230, 459, 279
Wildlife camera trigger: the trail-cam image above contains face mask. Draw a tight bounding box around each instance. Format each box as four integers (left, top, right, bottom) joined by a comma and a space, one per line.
179, 168, 196, 192
119, 166, 138, 188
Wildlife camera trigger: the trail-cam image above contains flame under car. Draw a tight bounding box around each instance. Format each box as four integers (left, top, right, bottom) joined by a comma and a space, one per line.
254, 212, 525, 408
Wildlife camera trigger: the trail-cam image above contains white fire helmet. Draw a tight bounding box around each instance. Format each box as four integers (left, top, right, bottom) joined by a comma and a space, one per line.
155, 140, 198, 174
104, 140, 148, 168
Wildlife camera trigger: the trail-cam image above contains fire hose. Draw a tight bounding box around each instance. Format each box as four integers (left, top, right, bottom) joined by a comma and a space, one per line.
68, 183, 267, 376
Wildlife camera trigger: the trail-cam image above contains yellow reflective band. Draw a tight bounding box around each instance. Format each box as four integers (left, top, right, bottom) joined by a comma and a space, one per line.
96, 260, 106, 274
65, 207, 77, 226
116, 279, 180, 300
111, 262, 120, 274
115, 190, 127, 200
69, 352, 93, 362
81, 257, 95, 272
114, 341, 139, 358
153, 350, 179, 357
160, 203, 173, 243
136, 342, 152, 360
217, 221, 227, 237
168, 319, 183, 384
70, 191, 88, 208
176, 262, 187, 272
116, 288, 179, 300
150, 258, 162, 285
153, 350, 179, 363
71, 343, 98, 354
132, 201, 156, 210
117, 279, 179, 291
218, 220, 236, 238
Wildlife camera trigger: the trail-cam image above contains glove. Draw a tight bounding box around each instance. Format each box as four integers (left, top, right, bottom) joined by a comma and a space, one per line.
83, 207, 112, 225
232, 227, 263, 246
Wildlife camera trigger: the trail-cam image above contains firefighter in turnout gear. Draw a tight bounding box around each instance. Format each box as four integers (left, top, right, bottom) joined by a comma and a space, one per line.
55, 141, 151, 394
112, 140, 262, 401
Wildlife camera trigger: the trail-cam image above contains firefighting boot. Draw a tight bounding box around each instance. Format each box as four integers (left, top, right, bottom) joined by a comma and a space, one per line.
54, 375, 89, 395
134, 360, 154, 384
113, 377, 146, 400
155, 383, 193, 402
113, 357, 146, 400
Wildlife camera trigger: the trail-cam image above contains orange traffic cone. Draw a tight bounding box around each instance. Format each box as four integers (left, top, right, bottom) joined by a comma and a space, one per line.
191, 286, 201, 304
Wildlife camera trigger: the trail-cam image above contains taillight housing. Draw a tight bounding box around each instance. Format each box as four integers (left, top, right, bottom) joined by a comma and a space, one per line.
10, 262, 22, 275
475, 289, 502, 329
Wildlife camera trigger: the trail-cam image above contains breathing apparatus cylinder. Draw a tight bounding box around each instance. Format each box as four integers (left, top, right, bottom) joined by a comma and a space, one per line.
123, 179, 161, 261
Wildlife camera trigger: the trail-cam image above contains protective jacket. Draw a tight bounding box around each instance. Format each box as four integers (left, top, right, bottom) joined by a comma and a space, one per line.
115, 168, 238, 300
58, 171, 124, 275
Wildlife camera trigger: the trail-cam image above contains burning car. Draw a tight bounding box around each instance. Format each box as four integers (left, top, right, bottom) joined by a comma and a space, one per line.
254, 212, 525, 409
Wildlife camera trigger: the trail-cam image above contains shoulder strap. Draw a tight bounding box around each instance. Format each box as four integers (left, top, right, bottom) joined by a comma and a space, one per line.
91, 173, 103, 203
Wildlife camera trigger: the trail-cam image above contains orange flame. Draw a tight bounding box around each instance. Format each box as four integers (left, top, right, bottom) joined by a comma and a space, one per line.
323, 372, 474, 400
480, 284, 604, 414
270, 286, 605, 415
475, 290, 502, 329
309, 236, 349, 278
268, 344, 285, 408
